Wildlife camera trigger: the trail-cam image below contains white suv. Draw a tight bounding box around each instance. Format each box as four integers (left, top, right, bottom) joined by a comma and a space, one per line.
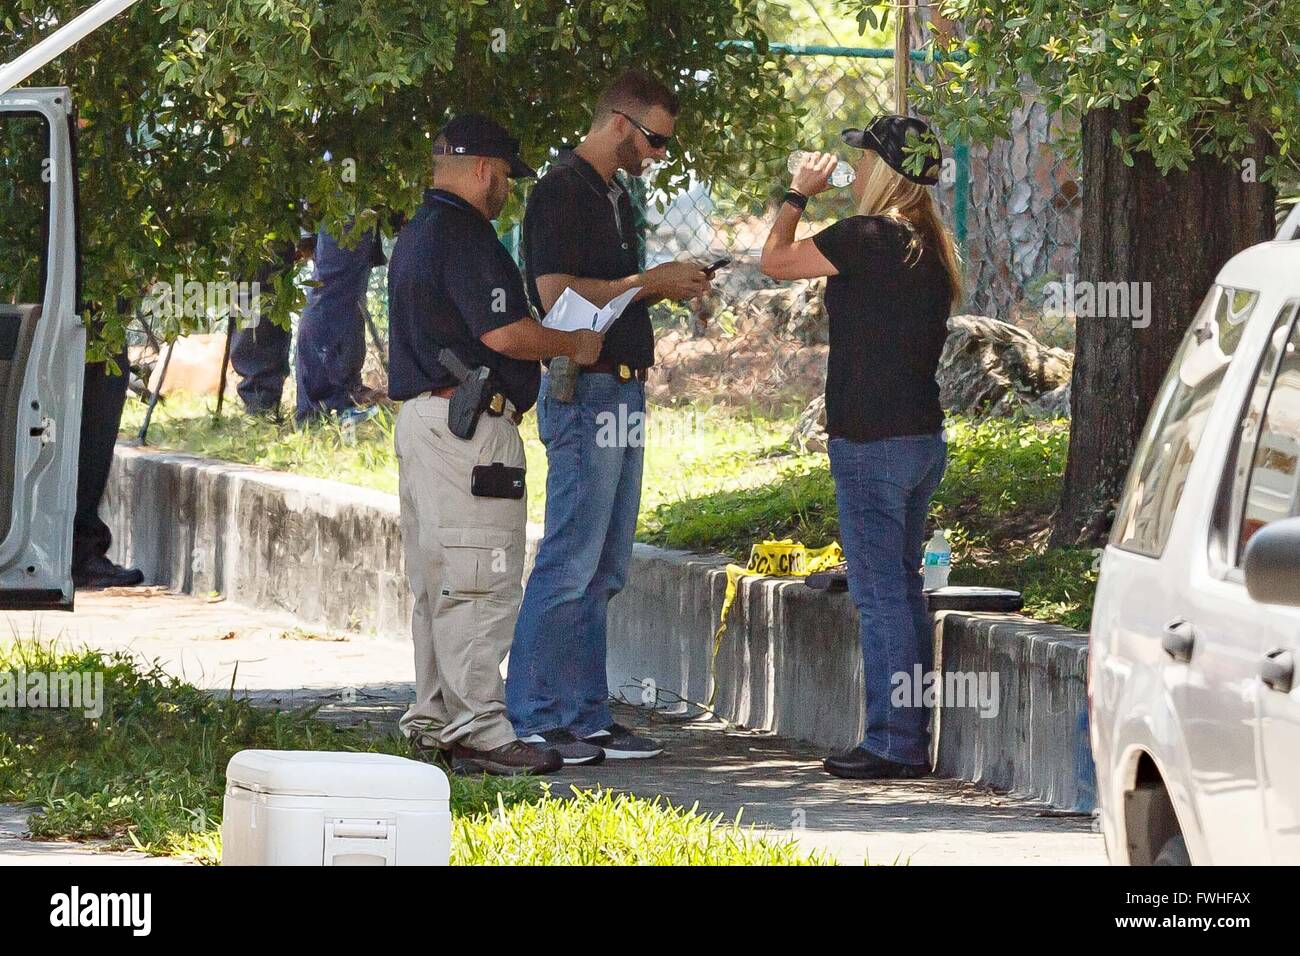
1091, 228, 1300, 865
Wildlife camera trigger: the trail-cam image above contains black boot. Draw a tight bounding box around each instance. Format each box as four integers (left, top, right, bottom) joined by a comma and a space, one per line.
73, 554, 145, 590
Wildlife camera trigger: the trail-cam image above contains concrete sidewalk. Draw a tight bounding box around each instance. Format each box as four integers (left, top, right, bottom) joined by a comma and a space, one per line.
2, 588, 1105, 865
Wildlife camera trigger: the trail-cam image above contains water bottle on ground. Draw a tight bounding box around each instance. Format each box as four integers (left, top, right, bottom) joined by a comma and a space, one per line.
922, 530, 952, 591
787, 151, 856, 187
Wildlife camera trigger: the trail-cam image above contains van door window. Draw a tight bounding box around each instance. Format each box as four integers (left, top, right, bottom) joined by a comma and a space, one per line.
1112, 286, 1258, 557
0, 112, 50, 307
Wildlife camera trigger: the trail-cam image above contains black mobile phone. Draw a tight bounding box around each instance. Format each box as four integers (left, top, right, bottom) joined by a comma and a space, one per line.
471, 463, 526, 500
703, 257, 732, 276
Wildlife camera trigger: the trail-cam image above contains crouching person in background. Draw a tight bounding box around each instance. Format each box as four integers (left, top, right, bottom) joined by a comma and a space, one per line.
387, 114, 602, 777
760, 116, 961, 780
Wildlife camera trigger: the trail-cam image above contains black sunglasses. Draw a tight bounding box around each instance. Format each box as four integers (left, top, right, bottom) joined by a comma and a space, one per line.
614, 110, 672, 150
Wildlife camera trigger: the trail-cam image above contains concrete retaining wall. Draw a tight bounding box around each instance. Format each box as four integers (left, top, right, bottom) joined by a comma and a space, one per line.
105, 444, 1095, 810
105, 446, 413, 637
935, 613, 1096, 812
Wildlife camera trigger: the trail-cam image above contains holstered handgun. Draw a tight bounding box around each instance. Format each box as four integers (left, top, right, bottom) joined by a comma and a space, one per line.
438, 348, 505, 440
548, 356, 579, 403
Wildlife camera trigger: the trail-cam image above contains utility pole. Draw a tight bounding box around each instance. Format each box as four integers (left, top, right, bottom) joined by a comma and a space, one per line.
893, 0, 911, 116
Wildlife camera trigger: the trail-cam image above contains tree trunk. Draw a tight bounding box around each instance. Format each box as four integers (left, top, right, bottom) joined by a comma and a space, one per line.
1050, 101, 1276, 547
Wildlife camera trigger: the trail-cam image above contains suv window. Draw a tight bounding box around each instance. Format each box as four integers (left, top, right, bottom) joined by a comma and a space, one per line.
1112, 286, 1258, 557
1214, 302, 1300, 568
0, 113, 51, 306
1236, 310, 1300, 559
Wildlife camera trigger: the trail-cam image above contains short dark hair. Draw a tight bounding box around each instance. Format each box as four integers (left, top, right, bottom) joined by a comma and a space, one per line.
594, 69, 679, 125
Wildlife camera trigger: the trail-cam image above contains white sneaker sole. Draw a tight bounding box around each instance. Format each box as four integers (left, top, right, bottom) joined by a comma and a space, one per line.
560, 753, 605, 765
598, 747, 664, 760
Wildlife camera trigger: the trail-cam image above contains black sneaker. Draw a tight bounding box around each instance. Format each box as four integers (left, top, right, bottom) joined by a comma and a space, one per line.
823, 746, 929, 780
73, 555, 145, 590
581, 722, 664, 760
450, 739, 563, 776
521, 729, 605, 766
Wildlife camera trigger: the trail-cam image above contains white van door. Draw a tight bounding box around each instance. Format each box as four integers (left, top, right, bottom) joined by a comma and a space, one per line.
0, 87, 85, 609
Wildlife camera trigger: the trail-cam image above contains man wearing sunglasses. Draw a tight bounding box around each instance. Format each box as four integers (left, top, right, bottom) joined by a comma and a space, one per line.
507, 69, 710, 764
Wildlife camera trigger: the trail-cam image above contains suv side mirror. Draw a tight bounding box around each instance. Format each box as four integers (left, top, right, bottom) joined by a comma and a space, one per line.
1244, 516, 1300, 607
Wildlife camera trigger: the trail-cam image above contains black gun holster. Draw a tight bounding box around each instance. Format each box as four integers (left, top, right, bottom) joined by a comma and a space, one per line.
439, 347, 505, 440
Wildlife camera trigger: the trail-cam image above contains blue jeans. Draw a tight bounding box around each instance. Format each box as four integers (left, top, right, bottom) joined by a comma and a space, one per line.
829, 431, 947, 766
507, 372, 646, 737
295, 226, 372, 424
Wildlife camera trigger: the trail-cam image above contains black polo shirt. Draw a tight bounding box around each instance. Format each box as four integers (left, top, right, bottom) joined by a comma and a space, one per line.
521, 150, 653, 368
387, 188, 540, 412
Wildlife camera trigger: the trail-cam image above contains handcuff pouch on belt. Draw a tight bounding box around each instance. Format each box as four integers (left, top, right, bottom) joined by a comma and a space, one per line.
437, 347, 506, 440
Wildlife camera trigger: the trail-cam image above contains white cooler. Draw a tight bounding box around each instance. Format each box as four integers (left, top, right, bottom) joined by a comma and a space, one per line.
221, 750, 451, 866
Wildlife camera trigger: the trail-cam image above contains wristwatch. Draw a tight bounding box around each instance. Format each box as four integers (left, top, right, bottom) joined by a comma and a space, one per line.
783, 189, 808, 211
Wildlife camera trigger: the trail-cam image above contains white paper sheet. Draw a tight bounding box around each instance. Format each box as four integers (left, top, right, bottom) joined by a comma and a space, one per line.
540, 285, 642, 334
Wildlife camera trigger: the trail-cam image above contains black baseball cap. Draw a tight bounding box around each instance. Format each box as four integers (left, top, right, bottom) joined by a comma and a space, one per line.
842, 115, 942, 186
434, 113, 536, 179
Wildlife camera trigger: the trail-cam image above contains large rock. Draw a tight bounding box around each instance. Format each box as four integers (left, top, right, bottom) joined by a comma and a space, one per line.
938, 314, 1073, 416
788, 314, 1073, 451
788, 394, 827, 454
733, 278, 828, 344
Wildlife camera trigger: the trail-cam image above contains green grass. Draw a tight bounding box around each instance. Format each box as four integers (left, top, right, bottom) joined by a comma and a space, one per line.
0, 642, 825, 865
641, 416, 1096, 628
454, 788, 825, 865
121, 394, 1095, 627
121, 393, 800, 525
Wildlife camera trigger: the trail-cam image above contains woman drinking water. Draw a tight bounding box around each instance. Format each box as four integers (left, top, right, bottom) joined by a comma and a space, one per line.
760, 115, 961, 780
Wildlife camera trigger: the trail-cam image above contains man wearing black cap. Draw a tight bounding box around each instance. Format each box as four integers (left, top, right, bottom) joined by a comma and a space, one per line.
387, 114, 603, 776
506, 70, 711, 762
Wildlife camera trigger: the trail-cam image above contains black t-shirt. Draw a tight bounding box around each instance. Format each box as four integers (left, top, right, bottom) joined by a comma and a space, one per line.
387, 188, 540, 412
522, 150, 653, 368
811, 215, 952, 442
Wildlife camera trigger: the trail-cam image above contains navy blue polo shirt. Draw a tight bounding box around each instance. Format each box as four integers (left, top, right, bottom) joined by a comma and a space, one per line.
387, 188, 540, 412
522, 150, 653, 368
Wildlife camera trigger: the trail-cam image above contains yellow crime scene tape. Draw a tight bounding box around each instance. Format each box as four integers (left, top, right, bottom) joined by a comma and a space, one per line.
708, 539, 845, 707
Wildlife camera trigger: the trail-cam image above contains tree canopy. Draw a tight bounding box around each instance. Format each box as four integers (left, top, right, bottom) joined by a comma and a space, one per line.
5, 0, 797, 353
897, 0, 1297, 183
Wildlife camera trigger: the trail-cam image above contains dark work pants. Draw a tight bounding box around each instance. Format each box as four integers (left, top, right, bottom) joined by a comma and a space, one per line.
294, 226, 373, 424
230, 316, 291, 413
72, 349, 130, 572
229, 245, 298, 415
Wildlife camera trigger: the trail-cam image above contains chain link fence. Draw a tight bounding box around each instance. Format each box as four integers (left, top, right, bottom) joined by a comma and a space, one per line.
636, 43, 1082, 416
344, 43, 1084, 419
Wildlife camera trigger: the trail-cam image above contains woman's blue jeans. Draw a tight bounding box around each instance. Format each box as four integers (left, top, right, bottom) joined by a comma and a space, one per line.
828, 431, 947, 766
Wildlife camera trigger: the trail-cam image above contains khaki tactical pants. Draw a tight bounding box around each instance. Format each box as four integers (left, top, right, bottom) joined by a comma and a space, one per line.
396, 393, 526, 752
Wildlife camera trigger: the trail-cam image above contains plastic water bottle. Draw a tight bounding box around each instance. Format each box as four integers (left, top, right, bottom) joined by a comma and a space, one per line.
787, 151, 856, 187
922, 530, 952, 591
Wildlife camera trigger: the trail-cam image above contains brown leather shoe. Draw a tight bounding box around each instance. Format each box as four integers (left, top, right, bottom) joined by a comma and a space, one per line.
451, 739, 562, 776
408, 737, 452, 769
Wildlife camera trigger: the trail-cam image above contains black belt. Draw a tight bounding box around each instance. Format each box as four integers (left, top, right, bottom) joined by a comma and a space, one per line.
424, 387, 523, 424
